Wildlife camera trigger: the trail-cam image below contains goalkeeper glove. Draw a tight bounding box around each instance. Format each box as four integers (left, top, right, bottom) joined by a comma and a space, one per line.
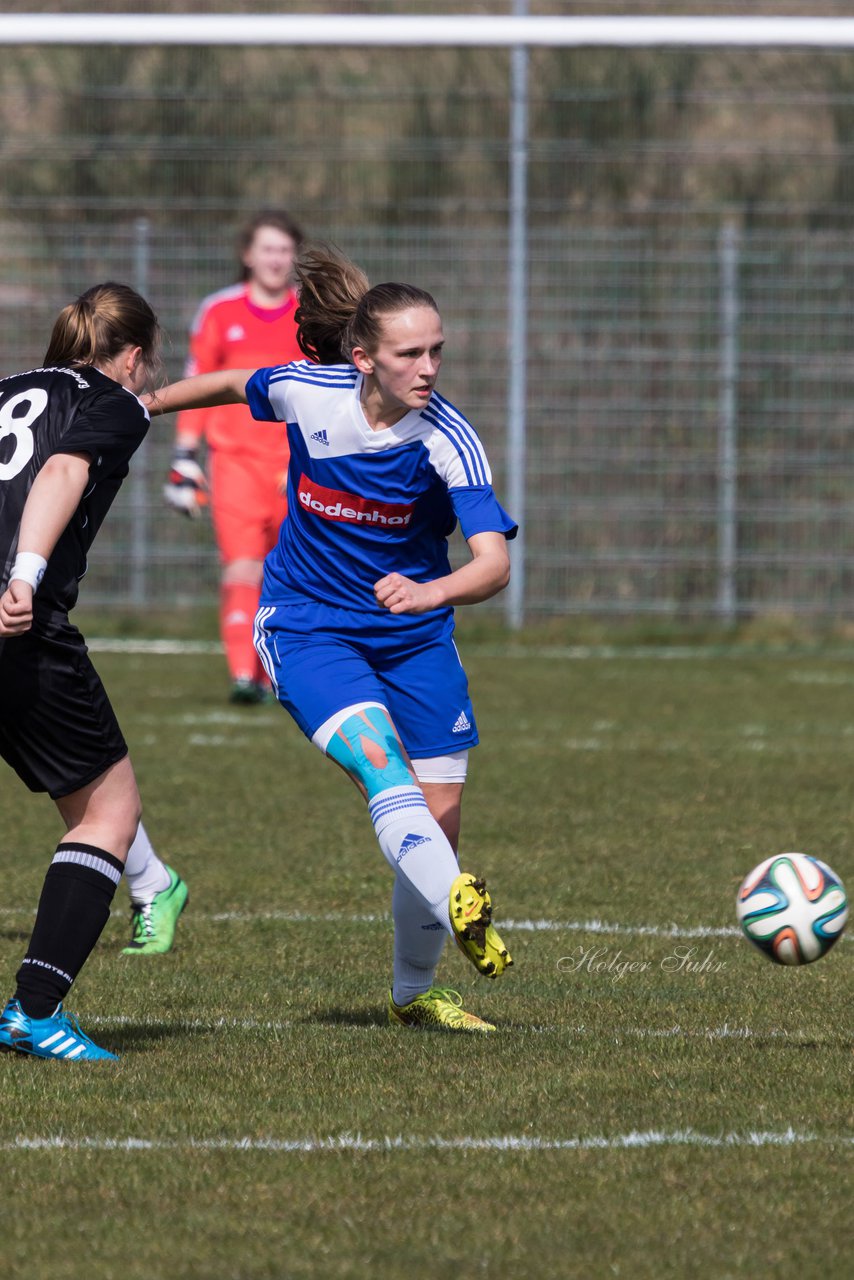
164, 446, 209, 519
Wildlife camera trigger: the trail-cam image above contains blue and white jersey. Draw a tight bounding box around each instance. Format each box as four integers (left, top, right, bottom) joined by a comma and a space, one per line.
246, 361, 517, 630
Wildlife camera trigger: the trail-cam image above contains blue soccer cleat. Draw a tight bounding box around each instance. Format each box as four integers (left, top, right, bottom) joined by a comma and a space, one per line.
0, 998, 117, 1061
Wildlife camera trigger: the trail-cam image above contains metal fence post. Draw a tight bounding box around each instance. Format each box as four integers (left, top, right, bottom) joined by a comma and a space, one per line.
717, 219, 740, 623
506, 0, 528, 629
130, 215, 151, 608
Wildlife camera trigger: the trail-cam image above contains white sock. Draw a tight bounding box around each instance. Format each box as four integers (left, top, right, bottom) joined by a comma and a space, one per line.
368, 786, 458, 933
124, 822, 171, 905
391, 876, 448, 1007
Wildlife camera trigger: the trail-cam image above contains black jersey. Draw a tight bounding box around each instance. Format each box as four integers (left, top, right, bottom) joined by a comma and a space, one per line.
0, 364, 149, 616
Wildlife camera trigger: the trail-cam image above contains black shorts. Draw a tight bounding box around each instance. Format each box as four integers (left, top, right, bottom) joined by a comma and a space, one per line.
0, 615, 128, 801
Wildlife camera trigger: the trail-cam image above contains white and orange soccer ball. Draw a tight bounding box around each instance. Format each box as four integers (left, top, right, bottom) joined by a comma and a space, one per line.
736, 852, 848, 965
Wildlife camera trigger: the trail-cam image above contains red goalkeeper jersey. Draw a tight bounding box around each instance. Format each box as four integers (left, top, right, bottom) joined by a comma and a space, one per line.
175, 283, 302, 459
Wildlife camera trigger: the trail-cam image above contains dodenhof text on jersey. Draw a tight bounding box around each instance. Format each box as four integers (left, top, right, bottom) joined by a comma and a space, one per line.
298, 475, 414, 527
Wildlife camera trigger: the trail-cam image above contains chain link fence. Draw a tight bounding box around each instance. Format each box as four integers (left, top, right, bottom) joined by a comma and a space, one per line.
3, 26, 854, 621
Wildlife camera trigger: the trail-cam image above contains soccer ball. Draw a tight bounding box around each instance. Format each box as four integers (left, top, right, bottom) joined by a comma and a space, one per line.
736, 852, 848, 965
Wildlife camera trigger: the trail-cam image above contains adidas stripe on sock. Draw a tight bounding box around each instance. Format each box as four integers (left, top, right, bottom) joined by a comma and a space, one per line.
368, 785, 458, 934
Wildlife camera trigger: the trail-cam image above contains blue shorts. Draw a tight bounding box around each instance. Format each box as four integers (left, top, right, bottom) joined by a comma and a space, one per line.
254, 601, 478, 758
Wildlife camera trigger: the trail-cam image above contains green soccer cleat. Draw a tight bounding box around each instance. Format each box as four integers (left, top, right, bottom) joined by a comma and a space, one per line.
388, 986, 496, 1033
122, 865, 188, 955
230, 677, 267, 705
449, 872, 513, 979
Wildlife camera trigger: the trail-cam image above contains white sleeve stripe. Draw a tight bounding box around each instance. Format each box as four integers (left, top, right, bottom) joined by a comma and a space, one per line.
422, 404, 489, 486
267, 365, 357, 388
424, 416, 482, 487
269, 371, 358, 390
425, 395, 489, 483
430, 390, 474, 431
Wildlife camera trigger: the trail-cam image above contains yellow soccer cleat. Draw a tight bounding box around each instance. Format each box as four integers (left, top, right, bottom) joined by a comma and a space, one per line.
388, 986, 496, 1033
449, 872, 513, 979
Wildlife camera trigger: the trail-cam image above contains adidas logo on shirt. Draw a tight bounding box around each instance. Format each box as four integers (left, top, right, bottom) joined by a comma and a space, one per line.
226, 324, 246, 342
452, 711, 471, 734
396, 832, 430, 863
310, 429, 330, 446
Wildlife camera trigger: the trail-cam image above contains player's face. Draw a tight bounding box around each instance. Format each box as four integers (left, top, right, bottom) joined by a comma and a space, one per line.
358, 307, 445, 420
242, 226, 297, 294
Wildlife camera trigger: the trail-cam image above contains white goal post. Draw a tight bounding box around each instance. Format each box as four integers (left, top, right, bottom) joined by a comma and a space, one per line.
6, 15, 854, 49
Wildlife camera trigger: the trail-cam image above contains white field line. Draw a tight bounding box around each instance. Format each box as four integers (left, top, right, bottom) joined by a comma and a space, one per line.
84, 637, 854, 662
84, 1014, 798, 1042
87, 639, 222, 655
3, 905, 849, 949
0, 904, 745, 938
202, 911, 748, 940
2, 1130, 852, 1154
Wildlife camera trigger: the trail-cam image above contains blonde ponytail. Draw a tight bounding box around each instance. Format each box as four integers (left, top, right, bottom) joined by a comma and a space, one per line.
44, 282, 160, 372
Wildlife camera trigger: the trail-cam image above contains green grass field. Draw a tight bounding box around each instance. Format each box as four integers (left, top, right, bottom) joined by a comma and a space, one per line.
1, 629, 852, 1279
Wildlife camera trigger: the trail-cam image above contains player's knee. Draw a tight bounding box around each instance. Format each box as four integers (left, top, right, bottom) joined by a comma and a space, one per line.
222, 558, 263, 587
322, 704, 415, 800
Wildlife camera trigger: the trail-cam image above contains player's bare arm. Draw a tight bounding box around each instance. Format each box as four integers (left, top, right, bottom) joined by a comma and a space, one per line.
143, 368, 254, 416
0, 451, 91, 636
374, 530, 510, 615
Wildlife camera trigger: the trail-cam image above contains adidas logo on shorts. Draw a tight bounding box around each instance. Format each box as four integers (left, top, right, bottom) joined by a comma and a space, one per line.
452, 710, 471, 734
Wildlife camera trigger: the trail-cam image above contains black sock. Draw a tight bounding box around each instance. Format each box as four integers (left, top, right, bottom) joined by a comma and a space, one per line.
15, 843, 124, 1018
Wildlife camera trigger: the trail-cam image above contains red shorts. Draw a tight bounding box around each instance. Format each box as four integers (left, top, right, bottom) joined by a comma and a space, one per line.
209, 449, 288, 564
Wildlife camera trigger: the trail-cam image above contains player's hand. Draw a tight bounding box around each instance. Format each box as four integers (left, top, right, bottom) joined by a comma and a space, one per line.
374, 572, 441, 615
0, 580, 34, 636
163, 447, 209, 519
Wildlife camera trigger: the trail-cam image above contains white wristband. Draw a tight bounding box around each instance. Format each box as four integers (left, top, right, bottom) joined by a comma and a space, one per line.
10, 552, 47, 590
